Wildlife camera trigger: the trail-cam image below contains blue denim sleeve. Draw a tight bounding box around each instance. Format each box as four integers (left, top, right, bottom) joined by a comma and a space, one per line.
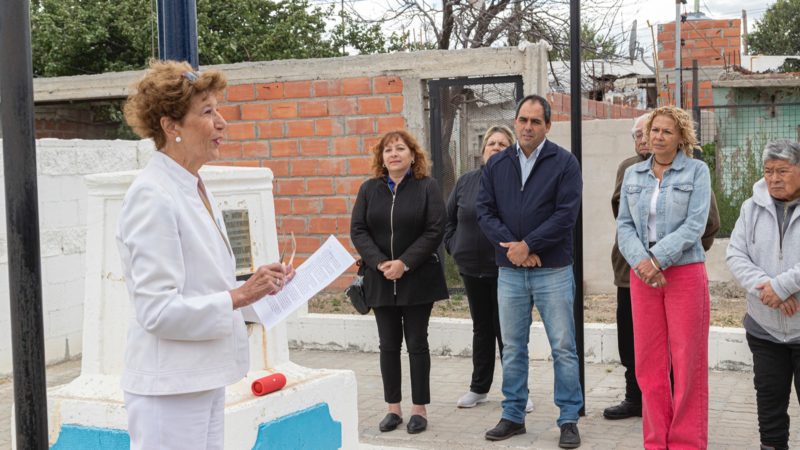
650, 162, 711, 269
616, 168, 649, 268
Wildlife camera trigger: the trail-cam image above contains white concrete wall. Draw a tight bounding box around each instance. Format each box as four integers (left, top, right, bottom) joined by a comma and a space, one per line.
548, 119, 735, 294
0, 139, 153, 375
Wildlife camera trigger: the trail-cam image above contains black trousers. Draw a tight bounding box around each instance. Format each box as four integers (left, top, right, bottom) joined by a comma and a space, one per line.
616, 287, 642, 404
373, 302, 434, 405
747, 332, 800, 449
461, 274, 502, 394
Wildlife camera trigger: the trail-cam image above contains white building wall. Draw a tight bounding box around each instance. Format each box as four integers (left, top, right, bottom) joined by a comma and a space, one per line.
0, 139, 153, 375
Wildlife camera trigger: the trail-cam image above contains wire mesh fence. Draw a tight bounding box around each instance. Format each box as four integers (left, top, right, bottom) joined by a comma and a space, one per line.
428, 76, 523, 294
696, 102, 800, 236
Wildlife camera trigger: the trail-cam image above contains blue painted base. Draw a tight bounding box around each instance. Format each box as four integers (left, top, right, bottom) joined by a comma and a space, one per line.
51, 424, 130, 450
50, 402, 342, 450
252, 403, 342, 450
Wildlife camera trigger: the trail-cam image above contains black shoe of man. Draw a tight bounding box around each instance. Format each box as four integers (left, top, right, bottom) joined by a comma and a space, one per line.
558, 423, 581, 449
485, 418, 525, 441
602, 400, 642, 420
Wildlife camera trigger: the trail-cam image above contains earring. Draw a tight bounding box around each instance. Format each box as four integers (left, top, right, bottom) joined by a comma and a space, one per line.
175, 136, 182, 143
411, 159, 415, 164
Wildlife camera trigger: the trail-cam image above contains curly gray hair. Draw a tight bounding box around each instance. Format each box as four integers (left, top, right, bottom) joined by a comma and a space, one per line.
763, 139, 800, 166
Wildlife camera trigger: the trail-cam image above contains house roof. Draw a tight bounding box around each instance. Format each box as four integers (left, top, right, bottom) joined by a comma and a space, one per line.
715, 68, 800, 88
548, 59, 655, 94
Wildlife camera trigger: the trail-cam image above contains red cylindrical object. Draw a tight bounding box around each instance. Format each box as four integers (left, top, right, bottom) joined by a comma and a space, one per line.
251, 373, 287, 397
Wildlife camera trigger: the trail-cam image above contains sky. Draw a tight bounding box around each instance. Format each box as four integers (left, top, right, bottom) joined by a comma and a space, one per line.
328, 0, 778, 55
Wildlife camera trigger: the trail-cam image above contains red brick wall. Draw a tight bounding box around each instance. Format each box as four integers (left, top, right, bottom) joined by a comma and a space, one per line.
213, 76, 405, 287
548, 93, 648, 121
35, 102, 123, 139
657, 18, 740, 107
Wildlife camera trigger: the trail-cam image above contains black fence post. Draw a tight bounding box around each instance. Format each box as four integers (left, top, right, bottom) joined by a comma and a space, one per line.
0, 0, 49, 447
569, 0, 586, 416
692, 60, 700, 142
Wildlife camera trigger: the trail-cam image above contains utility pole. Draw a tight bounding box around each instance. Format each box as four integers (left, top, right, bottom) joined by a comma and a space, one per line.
341, 0, 346, 55
0, 0, 49, 447
742, 10, 749, 56
675, 0, 685, 108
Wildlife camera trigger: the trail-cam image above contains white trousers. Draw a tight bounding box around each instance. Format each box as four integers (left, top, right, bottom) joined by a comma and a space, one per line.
125, 387, 225, 450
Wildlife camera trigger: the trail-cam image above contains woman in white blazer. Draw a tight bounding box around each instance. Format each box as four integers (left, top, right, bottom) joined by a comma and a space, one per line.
118, 59, 293, 450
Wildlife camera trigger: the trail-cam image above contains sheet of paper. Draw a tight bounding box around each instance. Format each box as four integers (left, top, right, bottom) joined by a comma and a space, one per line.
247, 235, 355, 329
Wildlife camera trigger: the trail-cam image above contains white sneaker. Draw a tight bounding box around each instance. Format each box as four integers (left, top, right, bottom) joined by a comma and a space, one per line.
525, 398, 535, 413
457, 391, 488, 408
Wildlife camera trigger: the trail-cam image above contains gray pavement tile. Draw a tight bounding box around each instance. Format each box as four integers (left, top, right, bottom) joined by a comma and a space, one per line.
2, 350, 799, 449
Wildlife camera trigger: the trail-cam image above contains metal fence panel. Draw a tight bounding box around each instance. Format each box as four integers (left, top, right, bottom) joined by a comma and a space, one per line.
697, 103, 800, 236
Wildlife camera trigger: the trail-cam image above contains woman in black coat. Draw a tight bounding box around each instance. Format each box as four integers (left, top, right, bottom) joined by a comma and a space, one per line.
350, 130, 449, 435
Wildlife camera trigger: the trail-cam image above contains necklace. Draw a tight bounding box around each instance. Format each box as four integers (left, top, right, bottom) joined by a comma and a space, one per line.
653, 157, 674, 166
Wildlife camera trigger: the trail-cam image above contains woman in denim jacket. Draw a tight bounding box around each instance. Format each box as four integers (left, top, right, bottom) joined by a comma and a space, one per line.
617, 106, 711, 450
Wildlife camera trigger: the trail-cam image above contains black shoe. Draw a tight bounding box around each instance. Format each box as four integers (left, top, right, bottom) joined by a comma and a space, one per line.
378, 413, 403, 432
602, 400, 642, 420
559, 423, 581, 449
406, 415, 427, 434
761, 444, 788, 450
485, 418, 526, 441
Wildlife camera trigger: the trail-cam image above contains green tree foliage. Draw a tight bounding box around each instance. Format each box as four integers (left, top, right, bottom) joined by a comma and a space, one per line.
30, 0, 388, 77
748, 0, 800, 56
549, 24, 622, 61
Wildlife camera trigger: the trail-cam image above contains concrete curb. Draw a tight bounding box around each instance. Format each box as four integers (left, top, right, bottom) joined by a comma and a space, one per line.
287, 314, 753, 371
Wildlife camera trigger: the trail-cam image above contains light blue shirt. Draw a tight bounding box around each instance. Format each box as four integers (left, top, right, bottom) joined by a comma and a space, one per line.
516, 140, 546, 186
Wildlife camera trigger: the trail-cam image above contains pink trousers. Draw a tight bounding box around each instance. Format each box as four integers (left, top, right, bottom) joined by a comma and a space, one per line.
630, 262, 710, 450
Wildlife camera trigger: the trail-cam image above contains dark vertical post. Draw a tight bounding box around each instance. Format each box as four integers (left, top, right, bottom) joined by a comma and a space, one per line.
569, 0, 586, 416
0, 0, 49, 447
156, 0, 199, 68
692, 59, 700, 142
428, 82, 443, 184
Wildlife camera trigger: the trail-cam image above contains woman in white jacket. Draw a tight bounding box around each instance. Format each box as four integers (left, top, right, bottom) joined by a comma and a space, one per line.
727, 139, 800, 450
118, 60, 293, 450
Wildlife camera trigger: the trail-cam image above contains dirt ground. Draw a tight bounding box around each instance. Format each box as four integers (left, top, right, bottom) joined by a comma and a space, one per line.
309, 282, 747, 327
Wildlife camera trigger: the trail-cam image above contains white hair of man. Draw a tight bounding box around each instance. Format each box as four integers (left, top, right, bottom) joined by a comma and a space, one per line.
630, 113, 650, 137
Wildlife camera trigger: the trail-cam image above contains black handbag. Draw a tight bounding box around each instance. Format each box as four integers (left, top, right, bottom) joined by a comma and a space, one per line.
345, 259, 370, 315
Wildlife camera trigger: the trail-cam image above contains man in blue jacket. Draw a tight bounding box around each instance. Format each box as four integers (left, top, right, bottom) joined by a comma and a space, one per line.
477, 95, 583, 448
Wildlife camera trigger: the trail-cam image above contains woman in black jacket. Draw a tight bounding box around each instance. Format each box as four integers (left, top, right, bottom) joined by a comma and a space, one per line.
350, 130, 449, 435
445, 125, 532, 412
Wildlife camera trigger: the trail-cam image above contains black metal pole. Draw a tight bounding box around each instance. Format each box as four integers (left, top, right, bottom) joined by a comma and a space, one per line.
157, 0, 199, 68
0, 0, 49, 448
569, 0, 585, 416
692, 59, 700, 141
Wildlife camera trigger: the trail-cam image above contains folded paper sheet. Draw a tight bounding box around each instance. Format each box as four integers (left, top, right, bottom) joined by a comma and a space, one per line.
242, 235, 355, 329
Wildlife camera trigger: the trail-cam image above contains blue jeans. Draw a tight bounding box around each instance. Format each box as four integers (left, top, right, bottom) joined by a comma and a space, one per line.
498, 265, 583, 425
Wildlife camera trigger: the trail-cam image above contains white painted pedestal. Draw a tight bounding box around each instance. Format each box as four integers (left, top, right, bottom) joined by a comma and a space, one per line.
31, 165, 358, 449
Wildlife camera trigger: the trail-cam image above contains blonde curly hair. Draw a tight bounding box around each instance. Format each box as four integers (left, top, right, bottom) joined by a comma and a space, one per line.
644, 106, 699, 157
124, 59, 227, 149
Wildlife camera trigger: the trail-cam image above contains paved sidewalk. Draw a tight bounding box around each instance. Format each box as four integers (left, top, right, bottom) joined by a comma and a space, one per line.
291, 350, 799, 450
2, 351, 797, 449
